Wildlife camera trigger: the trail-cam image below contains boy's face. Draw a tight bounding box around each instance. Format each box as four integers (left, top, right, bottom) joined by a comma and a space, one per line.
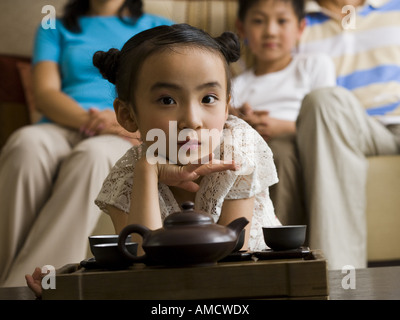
237, 0, 305, 65
132, 47, 229, 165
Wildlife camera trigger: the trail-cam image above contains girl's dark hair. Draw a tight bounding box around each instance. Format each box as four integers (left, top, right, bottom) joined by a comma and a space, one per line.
93, 23, 241, 110
238, 0, 305, 22
62, 0, 143, 32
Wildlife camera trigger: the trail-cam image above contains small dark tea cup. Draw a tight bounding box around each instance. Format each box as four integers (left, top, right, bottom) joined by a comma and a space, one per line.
262, 225, 306, 251
88, 234, 131, 256
91, 242, 138, 269
88, 234, 136, 269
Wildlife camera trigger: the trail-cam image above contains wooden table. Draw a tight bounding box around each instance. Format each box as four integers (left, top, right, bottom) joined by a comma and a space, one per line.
1, 266, 400, 300
41, 250, 329, 300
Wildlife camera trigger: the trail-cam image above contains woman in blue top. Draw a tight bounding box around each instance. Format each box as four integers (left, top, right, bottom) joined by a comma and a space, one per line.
0, 0, 173, 287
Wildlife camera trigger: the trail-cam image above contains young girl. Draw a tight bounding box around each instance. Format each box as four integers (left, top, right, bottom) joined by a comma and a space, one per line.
232, 0, 336, 225
92, 23, 280, 254
26, 23, 280, 297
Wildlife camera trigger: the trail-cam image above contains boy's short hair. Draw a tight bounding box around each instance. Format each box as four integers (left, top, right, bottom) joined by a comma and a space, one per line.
238, 0, 305, 22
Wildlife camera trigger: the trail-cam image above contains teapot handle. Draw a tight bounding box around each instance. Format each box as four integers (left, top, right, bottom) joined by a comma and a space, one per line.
118, 224, 151, 263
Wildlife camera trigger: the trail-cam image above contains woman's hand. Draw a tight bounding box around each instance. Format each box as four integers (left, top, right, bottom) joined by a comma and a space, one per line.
81, 108, 141, 145
80, 108, 118, 136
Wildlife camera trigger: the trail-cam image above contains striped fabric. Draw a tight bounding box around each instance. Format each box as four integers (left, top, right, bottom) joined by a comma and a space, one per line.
299, 0, 400, 120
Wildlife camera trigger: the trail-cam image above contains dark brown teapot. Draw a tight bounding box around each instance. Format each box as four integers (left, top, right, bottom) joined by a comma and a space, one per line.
118, 201, 248, 266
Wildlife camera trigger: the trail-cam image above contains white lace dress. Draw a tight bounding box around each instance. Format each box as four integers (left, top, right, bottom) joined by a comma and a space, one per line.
95, 115, 281, 251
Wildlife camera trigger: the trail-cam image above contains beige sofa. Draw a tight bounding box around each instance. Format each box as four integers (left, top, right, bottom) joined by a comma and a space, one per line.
1, 0, 399, 265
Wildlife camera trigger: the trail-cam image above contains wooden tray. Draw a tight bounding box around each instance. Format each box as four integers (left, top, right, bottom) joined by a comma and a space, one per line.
42, 250, 328, 300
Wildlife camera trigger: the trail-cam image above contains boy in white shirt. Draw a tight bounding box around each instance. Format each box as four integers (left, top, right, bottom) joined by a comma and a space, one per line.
232, 0, 336, 225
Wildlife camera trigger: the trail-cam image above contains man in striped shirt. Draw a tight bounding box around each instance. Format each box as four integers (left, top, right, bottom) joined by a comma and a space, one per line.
296, 0, 400, 269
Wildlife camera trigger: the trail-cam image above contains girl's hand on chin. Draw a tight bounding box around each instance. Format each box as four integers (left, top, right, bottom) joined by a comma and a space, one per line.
155, 153, 239, 193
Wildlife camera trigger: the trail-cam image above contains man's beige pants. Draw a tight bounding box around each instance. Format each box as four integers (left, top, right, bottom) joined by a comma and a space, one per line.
0, 124, 131, 287
268, 87, 400, 270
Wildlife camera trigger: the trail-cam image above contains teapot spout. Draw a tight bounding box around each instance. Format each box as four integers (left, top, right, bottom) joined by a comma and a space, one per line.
227, 217, 249, 237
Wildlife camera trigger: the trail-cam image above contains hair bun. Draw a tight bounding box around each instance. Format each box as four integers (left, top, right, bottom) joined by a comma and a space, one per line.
93, 48, 121, 84
215, 31, 241, 63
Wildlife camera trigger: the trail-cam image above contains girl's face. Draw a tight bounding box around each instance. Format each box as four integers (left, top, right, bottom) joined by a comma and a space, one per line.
237, 0, 305, 68
132, 47, 229, 165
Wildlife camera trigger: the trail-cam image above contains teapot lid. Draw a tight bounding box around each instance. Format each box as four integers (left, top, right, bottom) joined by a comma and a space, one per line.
164, 201, 213, 227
